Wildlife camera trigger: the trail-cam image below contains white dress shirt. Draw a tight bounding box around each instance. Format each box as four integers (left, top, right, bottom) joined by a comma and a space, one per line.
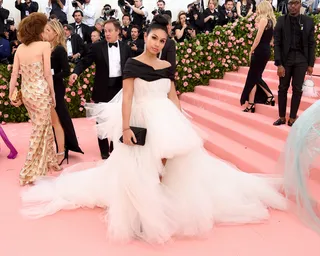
108, 41, 121, 78
66, 38, 73, 57
75, 23, 83, 39
77, 3, 95, 27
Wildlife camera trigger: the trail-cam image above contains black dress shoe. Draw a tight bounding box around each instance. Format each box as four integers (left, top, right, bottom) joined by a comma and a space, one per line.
273, 118, 286, 126
288, 119, 296, 127
101, 154, 109, 160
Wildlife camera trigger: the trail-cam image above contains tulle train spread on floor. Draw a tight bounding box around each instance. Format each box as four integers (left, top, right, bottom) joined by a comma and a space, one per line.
20, 78, 287, 244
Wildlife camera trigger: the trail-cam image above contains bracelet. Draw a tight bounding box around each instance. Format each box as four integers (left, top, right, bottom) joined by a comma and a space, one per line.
122, 128, 131, 132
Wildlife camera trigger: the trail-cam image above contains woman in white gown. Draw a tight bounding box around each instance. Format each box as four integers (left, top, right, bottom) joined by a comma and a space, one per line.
21, 15, 287, 244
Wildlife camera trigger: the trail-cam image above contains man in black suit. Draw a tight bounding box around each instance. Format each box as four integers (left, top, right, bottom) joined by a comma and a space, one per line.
15, 0, 38, 20
69, 20, 132, 159
273, 0, 315, 127
63, 24, 85, 63
127, 25, 144, 57
69, 10, 92, 44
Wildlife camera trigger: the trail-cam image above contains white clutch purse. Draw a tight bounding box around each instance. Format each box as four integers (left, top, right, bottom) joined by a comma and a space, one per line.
302, 76, 319, 98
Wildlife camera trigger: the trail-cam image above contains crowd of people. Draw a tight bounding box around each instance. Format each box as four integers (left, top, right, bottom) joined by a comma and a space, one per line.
0, 0, 319, 245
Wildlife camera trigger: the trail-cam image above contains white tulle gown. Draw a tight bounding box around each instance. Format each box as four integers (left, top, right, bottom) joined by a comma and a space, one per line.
21, 59, 287, 244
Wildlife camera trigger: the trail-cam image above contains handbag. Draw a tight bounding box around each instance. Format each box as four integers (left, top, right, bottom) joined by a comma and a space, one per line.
302, 76, 319, 98
119, 126, 147, 146
11, 88, 22, 104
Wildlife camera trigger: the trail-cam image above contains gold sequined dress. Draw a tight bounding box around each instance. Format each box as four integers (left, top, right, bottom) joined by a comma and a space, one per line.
19, 62, 60, 185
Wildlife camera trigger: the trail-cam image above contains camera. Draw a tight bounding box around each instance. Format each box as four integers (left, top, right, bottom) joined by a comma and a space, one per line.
151, 8, 165, 15
72, 0, 84, 8
104, 6, 116, 16
118, 0, 126, 7
128, 41, 135, 47
189, 3, 200, 16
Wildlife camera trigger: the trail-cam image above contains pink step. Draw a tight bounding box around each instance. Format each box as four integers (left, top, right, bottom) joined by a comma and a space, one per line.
209, 79, 318, 111
194, 85, 304, 119
184, 103, 320, 199
224, 71, 320, 92
187, 116, 278, 175
181, 101, 285, 160
180, 92, 290, 141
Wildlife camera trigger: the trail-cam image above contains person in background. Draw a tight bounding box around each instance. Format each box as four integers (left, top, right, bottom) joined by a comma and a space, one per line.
46, 0, 69, 25
0, 0, 9, 35
15, 0, 39, 20
74, 0, 96, 27
43, 20, 84, 164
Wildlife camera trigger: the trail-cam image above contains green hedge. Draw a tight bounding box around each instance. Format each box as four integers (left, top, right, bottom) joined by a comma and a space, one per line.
1, 13, 320, 123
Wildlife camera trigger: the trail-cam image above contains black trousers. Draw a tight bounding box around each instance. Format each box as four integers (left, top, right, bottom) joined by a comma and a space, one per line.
96, 76, 122, 157
278, 51, 308, 119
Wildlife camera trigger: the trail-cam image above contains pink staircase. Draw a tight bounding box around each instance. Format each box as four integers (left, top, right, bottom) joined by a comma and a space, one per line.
180, 60, 320, 201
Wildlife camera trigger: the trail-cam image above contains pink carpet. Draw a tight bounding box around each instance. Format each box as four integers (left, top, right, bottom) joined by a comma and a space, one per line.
0, 118, 319, 256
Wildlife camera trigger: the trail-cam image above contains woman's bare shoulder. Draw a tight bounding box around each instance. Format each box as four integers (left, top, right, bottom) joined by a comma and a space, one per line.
157, 59, 171, 69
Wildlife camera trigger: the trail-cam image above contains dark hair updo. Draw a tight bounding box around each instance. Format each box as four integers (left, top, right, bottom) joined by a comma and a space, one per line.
147, 15, 168, 35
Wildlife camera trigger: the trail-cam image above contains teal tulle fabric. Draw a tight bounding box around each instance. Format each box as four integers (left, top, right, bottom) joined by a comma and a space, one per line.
280, 100, 320, 233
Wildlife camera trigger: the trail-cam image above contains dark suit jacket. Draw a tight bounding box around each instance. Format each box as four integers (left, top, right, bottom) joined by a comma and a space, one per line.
0, 7, 9, 34
70, 22, 92, 44
160, 38, 176, 78
274, 14, 316, 67
73, 40, 131, 102
70, 34, 85, 57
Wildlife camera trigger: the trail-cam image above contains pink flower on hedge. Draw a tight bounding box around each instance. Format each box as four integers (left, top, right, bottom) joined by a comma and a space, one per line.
78, 90, 83, 95
186, 59, 190, 64
92, 72, 95, 75
4, 101, 8, 106
71, 91, 76, 97
1, 121, 6, 125
215, 31, 220, 35
317, 34, 320, 39
0, 111, 2, 116
91, 65, 95, 69
81, 101, 85, 106
196, 40, 200, 45
205, 31, 209, 35
82, 84, 87, 89
85, 68, 89, 72
79, 107, 84, 112
207, 56, 211, 60
181, 59, 186, 64
227, 42, 232, 48
87, 74, 91, 78
84, 78, 90, 84
176, 91, 181, 95
66, 97, 71, 103
66, 88, 71, 92
183, 82, 188, 87
4, 114, 8, 118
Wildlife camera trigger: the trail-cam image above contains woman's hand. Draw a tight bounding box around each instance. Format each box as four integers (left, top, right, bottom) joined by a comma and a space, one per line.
10, 99, 22, 107
122, 128, 137, 146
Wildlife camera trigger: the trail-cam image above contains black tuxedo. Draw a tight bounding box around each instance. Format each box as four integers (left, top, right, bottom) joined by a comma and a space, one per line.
0, 7, 9, 34
159, 38, 176, 78
73, 40, 131, 102
73, 40, 131, 157
68, 34, 85, 57
70, 22, 92, 44
221, 9, 237, 25
274, 14, 316, 120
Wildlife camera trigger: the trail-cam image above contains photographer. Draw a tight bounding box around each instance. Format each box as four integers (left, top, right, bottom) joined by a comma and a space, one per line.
92, 18, 105, 41
174, 11, 196, 43
0, 33, 10, 64
121, 14, 132, 41
152, 0, 172, 18
203, 0, 224, 32
73, 0, 95, 26
127, 25, 144, 56
45, 0, 68, 25
123, 0, 148, 29
15, 0, 38, 20
0, 0, 9, 35
186, 2, 204, 34
100, 4, 118, 20
5, 18, 17, 42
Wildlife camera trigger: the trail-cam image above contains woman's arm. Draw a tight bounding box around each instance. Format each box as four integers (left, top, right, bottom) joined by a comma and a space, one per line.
122, 78, 134, 131
250, 17, 268, 54
246, 5, 253, 17
175, 25, 187, 40
236, 2, 243, 18
43, 42, 55, 106
9, 49, 20, 99
168, 81, 181, 111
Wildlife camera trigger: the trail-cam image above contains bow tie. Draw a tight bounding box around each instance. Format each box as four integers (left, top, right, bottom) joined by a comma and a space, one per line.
67, 37, 71, 41
109, 42, 118, 48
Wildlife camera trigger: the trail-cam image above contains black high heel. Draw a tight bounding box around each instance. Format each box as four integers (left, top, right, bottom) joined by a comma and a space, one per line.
57, 151, 69, 166
265, 96, 275, 106
243, 103, 255, 113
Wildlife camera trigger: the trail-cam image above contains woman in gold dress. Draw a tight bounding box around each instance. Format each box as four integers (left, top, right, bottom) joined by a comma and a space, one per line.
9, 13, 61, 185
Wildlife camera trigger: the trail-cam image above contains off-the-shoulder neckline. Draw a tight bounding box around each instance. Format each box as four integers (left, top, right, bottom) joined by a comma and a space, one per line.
131, 58, 170, 71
